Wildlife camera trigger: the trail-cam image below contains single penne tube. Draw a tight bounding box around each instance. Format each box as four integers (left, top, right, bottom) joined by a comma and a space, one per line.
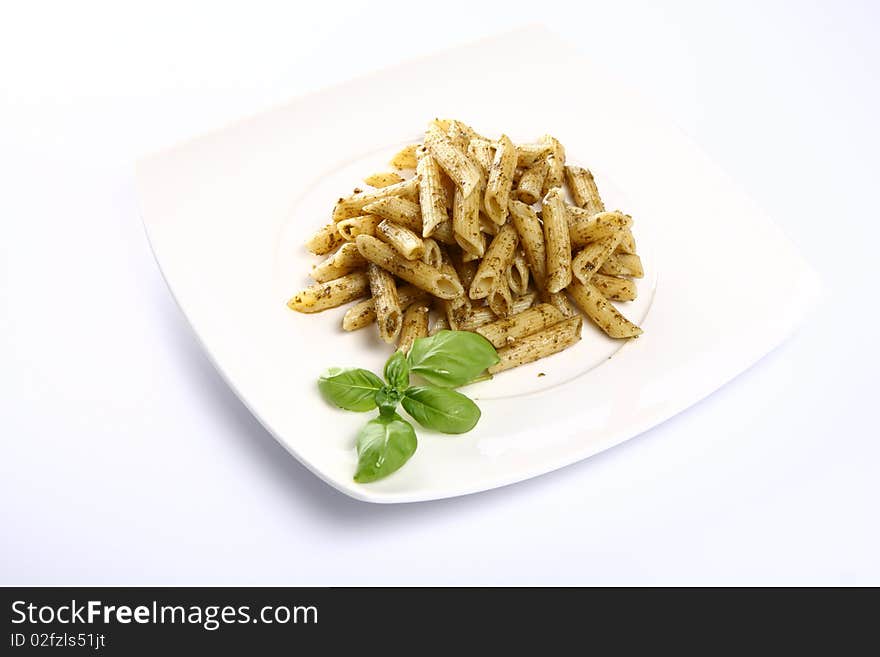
424, 124, 482, 198
367, 263, 402, 344
488, 316, 583, 374
516, 157, 549, 205
564, 166, 605, 214
467, 138, 495, 178
457, 291, 537, 331
332, 175, 420, 222
287, 271, 369, 313
616, 227, 637, 255
599, 253, 644, 278
430, 219, 456, 245
567, 279, 642, 338
540, 135, 566, 195
592, 273, 638, 301
438, 257, 471, 329
476, 303, 565, 348
311, 242, 367, 283
542, 187, 572, 294
568, 209, 631, 248
452, 255, 479, 291
429, 315, 450, 335
506, 250, 530, 296
417, 152, 449, 238
377, 219, 425, 260
362, 196, 423, 233
446, 120, 471, 151
305, 222, 344, 255
479, 213, 499, 235
397, 303, 430, 353
452, 187, 483, 258
461, 238, 485, 262
549, 291, 580, 317
390, 144, 419, 169
355, 235, 463, 299
572, 231, 626, 285
422, 238, 443, 269
484, 134, 517, 224
469, 224, 519, 299
487, 277, 514, 318
342, 285, 429, 331
336, 214, 382, 241
515, 142, 551, 168
364, 171, 404, 188
509, 199, 547, 290
437, 118, 485, 142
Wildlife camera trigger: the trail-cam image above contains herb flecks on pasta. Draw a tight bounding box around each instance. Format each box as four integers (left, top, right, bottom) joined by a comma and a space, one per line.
289, 118, 644, 371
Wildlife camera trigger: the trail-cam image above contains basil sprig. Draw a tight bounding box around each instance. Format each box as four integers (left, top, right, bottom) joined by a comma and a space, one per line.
317, 330, 498, 482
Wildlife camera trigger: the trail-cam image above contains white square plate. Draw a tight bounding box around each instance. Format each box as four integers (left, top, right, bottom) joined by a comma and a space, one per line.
136, 27, 820, 503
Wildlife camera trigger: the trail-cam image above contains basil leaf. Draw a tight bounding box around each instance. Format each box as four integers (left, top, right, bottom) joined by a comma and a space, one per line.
354, 414, 418, 483
383, 351, 410, 390
374, 385, 402, 418
317, 367, 385, 412
406, 330, 500, 388
402, 386, 481, 434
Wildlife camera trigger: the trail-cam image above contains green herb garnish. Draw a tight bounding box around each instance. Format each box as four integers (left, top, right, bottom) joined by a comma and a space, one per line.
317, 330, 499, 483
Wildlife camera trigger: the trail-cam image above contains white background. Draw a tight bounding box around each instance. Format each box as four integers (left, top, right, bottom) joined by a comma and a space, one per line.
2, 0, 878, 585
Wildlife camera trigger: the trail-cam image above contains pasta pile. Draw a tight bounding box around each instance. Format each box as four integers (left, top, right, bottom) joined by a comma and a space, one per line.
288, 119, 644, 374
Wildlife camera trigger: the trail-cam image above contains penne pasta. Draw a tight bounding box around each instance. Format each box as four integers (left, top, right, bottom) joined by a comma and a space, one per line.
305, 222, 345, 255
469, 224, 519, 300
564, 166, 605, 214
616, 228, 638, 255
342, 285, 429, 331
592, 274, 638, 302
424, 124, 482, 198
362, 196, 422, 233
336, 214, 382, 241
452, 254, 479, 291
438, 256, 472, 330
390, 144, 419, 169
517, 157, 549, 205
567, 279, 642, 338
397, 303, 430, 352
377, 219, 425, 260
542, 187, 572, 294
421, 237, 443, 269
484, 134, 517, 224
540, 135, 565, 195
599, 253, 644, 278
568, 209, 631, 249
429, 315, 450, 336
467, 138, 495, 178
507, 250, 530, 296
355, 235, 463, 300
488, 316, 583, 373
457, 292, 538, 331
364, 171, 404, 188
291, 118, 647, 373
572, 231, 626, 285
367, 263, 402, 344
549, 291, 580, 317
487, 277, 514, 318
417, 152, 449, 238
452, 187, 483, 258
476, 303, 565, 348
311, 242, 366, 283
287, 271, 369, 313
332, 175, 420, 222
508, 199, 547, 291
446, 120, 471, 151
515, 142, 551, 168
